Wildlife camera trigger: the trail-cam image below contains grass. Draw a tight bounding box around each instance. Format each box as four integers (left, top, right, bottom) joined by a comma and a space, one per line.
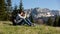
0, 21, 60, 34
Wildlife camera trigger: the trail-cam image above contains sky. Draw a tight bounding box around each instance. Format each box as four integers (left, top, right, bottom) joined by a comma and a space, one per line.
12, 0, 60, 10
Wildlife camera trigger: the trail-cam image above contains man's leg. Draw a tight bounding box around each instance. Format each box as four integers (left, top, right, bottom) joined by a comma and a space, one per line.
23, 19, 32, 26
26, 19, 32, 24
25, 18, 35, 26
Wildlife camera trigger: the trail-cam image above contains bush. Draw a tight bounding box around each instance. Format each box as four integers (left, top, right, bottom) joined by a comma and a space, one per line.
46, 17, 53, 26
29, 14, 34, 23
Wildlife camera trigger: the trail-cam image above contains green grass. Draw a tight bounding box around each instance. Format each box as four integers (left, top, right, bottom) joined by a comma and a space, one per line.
0, 21, 60, 34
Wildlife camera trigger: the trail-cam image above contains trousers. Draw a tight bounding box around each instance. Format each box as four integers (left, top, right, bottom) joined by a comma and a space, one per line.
17, 18, 32, 26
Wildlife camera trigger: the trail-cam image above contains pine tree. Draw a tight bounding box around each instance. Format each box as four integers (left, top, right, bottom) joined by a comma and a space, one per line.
19, 0, 24, 12
5, 0, 12, 20
53, 16, 59, 26
12, 5, 18, 18
58, 16, 60, 26
0, 0, 5, 14
6, 0, 12, 13
0, 0, 7, 20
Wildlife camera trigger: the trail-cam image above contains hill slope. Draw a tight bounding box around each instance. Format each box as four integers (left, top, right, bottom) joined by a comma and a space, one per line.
0, 21, 60, 34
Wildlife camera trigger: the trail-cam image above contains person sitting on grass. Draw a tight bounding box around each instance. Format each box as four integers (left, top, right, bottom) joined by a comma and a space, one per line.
15, 11, 33, 26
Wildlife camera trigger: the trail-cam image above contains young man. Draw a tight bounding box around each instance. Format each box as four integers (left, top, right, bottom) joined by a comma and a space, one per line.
15, 11, 33, 26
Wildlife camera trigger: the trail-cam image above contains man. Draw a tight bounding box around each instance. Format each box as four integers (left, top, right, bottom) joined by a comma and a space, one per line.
15, 11, 33, 26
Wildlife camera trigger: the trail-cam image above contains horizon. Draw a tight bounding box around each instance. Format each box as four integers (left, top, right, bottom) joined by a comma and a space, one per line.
12, 0, 60, 10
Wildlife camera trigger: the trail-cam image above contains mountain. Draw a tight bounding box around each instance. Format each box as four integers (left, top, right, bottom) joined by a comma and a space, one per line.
24, 7, 60, 19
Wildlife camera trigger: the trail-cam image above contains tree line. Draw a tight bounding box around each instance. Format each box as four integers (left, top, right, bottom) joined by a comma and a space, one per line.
46, 16, 60, 27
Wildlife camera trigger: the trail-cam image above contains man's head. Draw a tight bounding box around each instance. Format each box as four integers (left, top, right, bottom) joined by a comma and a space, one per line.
19, 11, 25, 16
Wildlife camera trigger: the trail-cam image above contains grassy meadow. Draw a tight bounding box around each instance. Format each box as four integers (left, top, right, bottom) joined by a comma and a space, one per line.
0, 21, 60, 34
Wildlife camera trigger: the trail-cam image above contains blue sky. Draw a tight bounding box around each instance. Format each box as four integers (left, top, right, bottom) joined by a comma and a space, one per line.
12, 0, 60, 10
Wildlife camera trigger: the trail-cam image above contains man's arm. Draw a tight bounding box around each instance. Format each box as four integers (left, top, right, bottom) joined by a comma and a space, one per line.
24, 14, 27, 18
